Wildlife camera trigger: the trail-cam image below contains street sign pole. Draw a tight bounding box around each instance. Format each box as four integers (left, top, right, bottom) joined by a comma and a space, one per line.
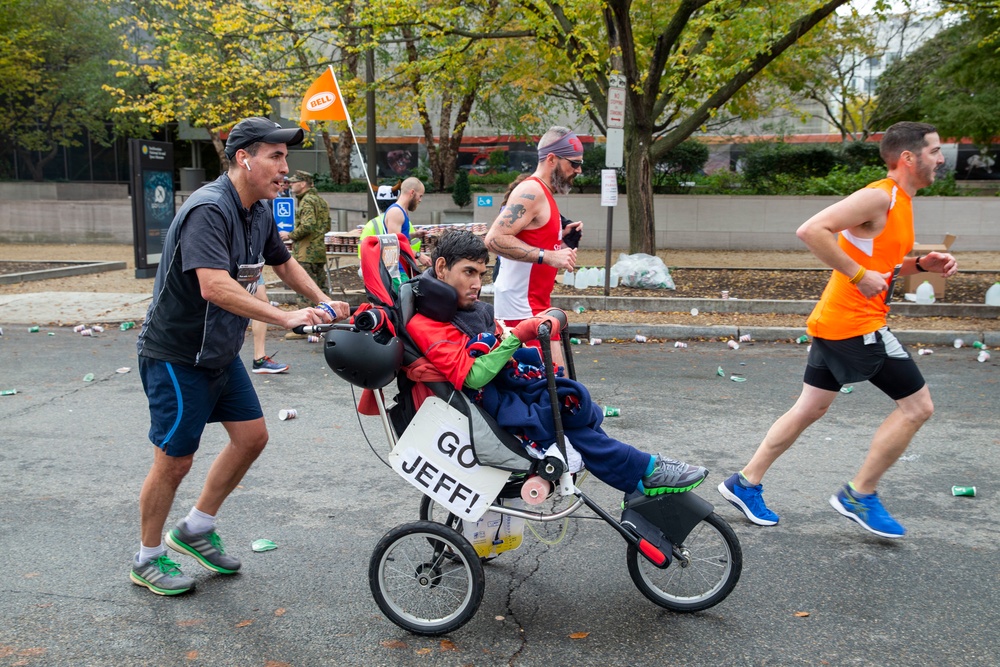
603, 73, 626, 296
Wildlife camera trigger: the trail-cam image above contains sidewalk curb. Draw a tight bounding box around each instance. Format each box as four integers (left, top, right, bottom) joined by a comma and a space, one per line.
265, 289, 1000, 344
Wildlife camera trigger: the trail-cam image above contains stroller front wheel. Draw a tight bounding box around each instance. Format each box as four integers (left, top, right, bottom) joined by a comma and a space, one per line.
369, 521, 485, 635
626, 512, 742, 612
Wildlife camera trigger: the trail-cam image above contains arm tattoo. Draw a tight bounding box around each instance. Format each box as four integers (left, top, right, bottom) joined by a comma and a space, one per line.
498, 204, 527, 229
519, 193, 535, 201
491, 236, 533, 261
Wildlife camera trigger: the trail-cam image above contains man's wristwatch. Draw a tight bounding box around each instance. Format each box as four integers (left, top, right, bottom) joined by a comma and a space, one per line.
915, 255, 927, 272
537, 249, 545, 265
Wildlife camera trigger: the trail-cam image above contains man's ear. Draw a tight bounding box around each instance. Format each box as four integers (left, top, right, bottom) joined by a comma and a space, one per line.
434, 256, 448, 280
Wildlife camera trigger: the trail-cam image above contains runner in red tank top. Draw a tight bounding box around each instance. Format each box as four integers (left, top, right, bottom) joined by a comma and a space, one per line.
486, 126, 585, 368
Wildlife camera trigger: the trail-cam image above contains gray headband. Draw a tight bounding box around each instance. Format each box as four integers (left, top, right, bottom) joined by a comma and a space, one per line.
538, 132, 584, 160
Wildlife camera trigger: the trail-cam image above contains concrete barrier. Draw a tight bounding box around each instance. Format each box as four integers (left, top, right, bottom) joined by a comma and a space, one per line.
1, 191, 994, 250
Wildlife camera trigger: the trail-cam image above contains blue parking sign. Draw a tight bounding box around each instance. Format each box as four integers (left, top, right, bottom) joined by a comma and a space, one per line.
476, 195, 493, 207
273, 197, 295, 233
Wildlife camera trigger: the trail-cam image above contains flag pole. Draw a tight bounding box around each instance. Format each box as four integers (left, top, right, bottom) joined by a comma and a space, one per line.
325, 65, 381, 217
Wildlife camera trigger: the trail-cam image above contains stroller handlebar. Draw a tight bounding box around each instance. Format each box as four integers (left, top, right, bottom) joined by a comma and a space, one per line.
292, 322, 358, 335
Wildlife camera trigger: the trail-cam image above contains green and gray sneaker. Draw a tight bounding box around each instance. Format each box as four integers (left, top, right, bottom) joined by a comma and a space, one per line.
165, 521, 242, 574
639, 455, 709, 496
130, 553, 196, 596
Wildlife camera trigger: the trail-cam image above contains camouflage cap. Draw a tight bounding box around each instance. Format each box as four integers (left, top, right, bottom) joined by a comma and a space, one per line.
287, 170, 313, 183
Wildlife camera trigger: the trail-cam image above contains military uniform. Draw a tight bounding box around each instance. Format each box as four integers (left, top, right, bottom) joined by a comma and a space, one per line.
286, 172, 331, 302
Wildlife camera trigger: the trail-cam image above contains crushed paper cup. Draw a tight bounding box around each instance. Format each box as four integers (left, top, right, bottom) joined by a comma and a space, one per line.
251, 539, 278, 552
116, 367, 131, 374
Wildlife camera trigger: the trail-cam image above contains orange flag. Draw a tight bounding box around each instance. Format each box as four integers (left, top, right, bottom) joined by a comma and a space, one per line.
299, 66, 349, 130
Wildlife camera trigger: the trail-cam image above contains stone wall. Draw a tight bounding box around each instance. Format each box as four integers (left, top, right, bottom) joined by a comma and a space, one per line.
0, 191, 988, 251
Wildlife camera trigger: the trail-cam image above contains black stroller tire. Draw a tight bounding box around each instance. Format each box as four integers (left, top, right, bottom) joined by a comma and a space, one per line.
369, 521, 485, 635
626, 512, 742, 612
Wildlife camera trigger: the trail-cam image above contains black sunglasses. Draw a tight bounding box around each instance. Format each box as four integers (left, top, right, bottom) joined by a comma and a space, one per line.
559, 156, 583, 169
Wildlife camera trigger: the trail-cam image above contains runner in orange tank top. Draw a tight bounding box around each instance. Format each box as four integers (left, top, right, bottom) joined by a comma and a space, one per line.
718, 122, 957, 540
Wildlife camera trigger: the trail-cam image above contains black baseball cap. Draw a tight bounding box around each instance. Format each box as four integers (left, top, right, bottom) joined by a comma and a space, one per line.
224, 117, 304, 159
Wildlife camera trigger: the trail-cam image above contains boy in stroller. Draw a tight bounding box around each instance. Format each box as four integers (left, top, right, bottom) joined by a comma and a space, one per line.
405, 230, 708, 496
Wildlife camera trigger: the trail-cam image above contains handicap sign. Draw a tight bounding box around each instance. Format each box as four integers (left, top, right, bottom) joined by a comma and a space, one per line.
272, 197, 295, 233
476, 195, 493, 207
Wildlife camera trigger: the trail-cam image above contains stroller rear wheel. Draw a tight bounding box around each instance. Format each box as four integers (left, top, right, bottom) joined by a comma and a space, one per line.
369, 521, 485, 635
626, 512, 742, 612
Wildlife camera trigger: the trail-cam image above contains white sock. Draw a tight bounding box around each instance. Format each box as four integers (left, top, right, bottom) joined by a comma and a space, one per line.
138, 543, 166, 564
184, 507, 216, 534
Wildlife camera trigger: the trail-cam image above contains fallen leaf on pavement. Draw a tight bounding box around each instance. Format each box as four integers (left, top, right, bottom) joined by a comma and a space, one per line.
569, 632, 590, 639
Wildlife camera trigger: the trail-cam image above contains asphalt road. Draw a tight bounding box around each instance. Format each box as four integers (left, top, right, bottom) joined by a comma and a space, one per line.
1, 328, 997, 666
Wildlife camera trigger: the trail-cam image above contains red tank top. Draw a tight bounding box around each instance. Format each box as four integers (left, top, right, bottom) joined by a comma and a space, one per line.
493, 176, 562, 319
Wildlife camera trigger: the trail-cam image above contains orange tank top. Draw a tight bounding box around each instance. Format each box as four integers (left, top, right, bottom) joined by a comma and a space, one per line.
806, 178, 914, 340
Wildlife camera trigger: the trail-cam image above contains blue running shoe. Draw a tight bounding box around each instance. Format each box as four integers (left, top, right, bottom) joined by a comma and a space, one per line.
718, 473, 779, 526
829, 484, 905, 538
252, 354, 289, 374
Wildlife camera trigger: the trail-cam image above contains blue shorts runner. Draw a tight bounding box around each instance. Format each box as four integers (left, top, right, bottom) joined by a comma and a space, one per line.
804, 326, 925, 401
139, 356, 263, 457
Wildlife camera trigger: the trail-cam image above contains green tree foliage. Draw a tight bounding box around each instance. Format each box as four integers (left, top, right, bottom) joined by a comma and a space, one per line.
0, 0, 129, 180
741, 142, 839, 191
523, 0, 856, 253
452, 169, 471, 207
108, 0, 357, 171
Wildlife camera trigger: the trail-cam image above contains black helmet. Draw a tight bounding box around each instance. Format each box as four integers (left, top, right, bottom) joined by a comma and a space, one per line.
324, 329, 403, 389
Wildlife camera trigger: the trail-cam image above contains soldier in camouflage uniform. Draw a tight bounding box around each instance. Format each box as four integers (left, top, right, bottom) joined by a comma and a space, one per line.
280, 170, 331, 312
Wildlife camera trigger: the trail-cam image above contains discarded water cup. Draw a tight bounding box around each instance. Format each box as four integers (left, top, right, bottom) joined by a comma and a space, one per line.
954, 338, 964, 348
80, 329, 93, 337
918, 348, 934, 355
28, 326, 40, 333
727, 340, 739, 350
269, 301, 280, 307
74, 324, 87, 333
951, 486, 976, 497
278, 408, 298, 420
573, 303, 585, 314
569, 337, 581, 345
119, 321, 136, 331
0, 389, 17, 396
635, 335, 647, 343
603, 406, 620, 417
796, 335, 809, 344
721, 290, 729, 300
690, 308, 699, 317
92, 325, 104, 333
674, 341, 688, 348
730, 375, 747, 383
977, 351, 990, 363
972, 341, 987, 350
83, 373, 95, 382
307, 335, 321, 343
589, 338, 602, 345
251, 539, 278, 552
740, 334, 751, 343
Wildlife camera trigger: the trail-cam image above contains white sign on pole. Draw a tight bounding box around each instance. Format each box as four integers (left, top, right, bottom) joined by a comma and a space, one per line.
605, 128, 624, 169
601, 169, 619, 207
607, 74, 626, 130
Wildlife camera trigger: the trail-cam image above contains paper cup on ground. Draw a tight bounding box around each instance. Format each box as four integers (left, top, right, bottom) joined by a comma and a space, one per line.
278, 408, 298, 421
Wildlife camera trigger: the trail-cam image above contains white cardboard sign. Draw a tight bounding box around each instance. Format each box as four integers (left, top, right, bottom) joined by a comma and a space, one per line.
601, 169, 619, 207
389, 397, 510, 522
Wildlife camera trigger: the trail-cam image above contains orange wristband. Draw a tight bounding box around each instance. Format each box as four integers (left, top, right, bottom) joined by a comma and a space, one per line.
849, 266, 866, 285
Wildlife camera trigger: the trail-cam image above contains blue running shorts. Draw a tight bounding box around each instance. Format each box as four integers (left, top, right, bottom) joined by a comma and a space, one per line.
139, 356, 263, 457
